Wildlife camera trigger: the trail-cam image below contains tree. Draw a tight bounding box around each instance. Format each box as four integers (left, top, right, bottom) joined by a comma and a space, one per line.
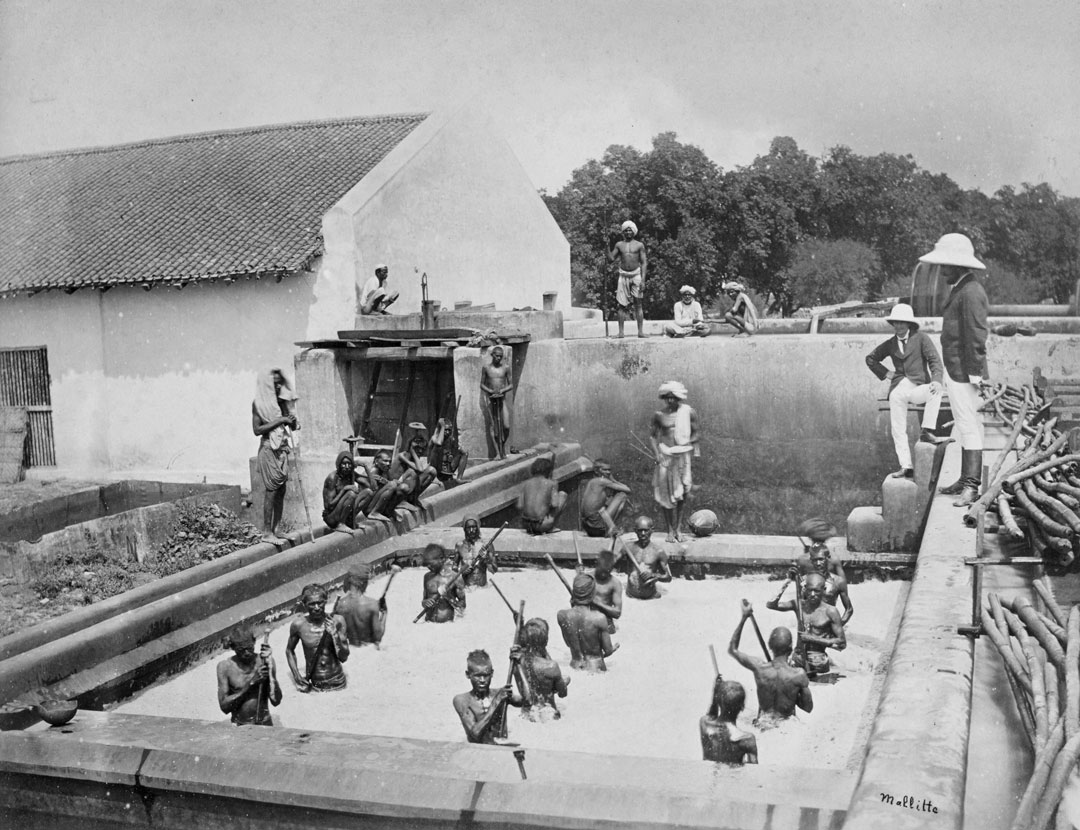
782, 238, 882, 312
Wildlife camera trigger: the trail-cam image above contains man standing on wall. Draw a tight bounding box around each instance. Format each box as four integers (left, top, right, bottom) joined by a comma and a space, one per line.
359, 264, 400, 315
865, 303, 949, 480
921, 234, 989, 507
608, 220, 647, 338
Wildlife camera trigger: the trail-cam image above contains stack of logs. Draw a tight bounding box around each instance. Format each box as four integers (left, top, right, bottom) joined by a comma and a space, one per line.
984, 584, 1080, 830
964, 381, 1080, 572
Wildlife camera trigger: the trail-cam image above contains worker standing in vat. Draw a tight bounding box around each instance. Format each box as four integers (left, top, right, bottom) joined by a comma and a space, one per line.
865, 303, 950, 480
358, 263, 399, 315
623, 516, 673, 600
766, 573, 845, 678
579, 458, 631, 538
453, 649, 524, 743
455, 516, 498, 587
322, 451, 373, 532
286, 584, 349, 691
650, 381, 699, 542
791, 519, 852, 625
921, 234, 990, 507
663, 285, 710, 338
700, 677, 759, 764
518, 453, 568, 535
608, 220, 647, 338
590, 550, 623, 633
332, 564, 386, 648
519, 617, 571, 721
481, 345, 514, 458
422, 544, 465, 623
252, 368, 299, 545
557, 573, 620, 671
217, 625, 282, 726
728, 601, 812, 728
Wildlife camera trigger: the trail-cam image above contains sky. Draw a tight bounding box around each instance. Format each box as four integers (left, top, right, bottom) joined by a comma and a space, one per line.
1, 0, 1077, 197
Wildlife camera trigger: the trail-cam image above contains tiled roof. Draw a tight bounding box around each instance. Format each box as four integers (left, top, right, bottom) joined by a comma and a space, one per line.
0, 113, 428, 296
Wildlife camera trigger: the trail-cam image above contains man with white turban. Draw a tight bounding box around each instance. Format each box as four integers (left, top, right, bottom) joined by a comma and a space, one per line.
650, 381, 699, 542
664, 285, 710, 337
721, 281, 758, 336
359, 264, 400, 315
608, 220, 647, 338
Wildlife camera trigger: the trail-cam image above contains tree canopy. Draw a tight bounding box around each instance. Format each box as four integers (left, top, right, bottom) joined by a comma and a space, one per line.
543, 134, 1080, 316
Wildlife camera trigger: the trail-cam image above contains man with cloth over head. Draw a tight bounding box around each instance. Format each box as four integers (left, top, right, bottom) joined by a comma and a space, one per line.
608, 219, 647, 338
664, 285, 710, 337
557, 573, 619, 672
921, 233, 990, 507
865, 302, 949, 480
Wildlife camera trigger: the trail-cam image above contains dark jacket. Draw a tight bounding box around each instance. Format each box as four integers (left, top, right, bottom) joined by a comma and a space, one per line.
940, 274, 989, 383
866, 330, 944, 393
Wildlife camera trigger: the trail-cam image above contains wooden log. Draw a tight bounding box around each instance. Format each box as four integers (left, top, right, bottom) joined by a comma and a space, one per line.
984, 601, 1032, 694
1010, 715, 1066, 830
1035, 578, 1069, 629
1068, 607, 1080, 745
1006, 596, 1067, 671
1031, 732, 1080, 830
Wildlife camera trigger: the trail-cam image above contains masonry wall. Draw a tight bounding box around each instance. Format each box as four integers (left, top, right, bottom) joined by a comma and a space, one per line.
0, 274, 317, 481
311, 104, 570, 339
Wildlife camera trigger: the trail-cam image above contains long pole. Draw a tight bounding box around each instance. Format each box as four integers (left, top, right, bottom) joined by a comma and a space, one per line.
748, 611, 772, 662
290, 441, 316, 544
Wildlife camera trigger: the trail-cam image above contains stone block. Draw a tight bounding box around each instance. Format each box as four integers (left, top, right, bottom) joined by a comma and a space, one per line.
846, 505, 884, 553
882, 475, 919, 552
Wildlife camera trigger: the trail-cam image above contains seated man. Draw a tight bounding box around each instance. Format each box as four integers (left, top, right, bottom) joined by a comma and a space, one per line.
430, 416, 469, 488
395, 423, 438, 507
359, 264, 399, 315
453, 648, 524, 744
590, 550, 623, 633
663, 285, 710, 338
455, 516, 498, 588
622, 516, 673, 600
285, 584, 349, 692
421, 544, 465, 623
766, 573, 846, 678
216, 625, 281, 726
332, 564, 387, 648
700, 677, 758, 764
728, 601, 812, 728
721, 280, 758, 337
865, 302, 950, 479
519, 617, 571, 720
363, 449, 414, 522
322, 451, 373, 532
556, 573, 620, 672
517, 454, 568, 535
579, 458, 631, 538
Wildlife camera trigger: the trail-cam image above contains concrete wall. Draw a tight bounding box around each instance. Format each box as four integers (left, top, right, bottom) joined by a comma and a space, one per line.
312, 102, 570, 339
0, 275, 317, 482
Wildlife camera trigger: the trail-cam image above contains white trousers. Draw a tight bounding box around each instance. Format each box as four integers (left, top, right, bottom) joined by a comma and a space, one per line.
889, 378, 943, 469
944, 375, 984, 450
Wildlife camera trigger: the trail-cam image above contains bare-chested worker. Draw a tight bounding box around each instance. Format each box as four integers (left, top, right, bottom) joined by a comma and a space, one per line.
422, 543, 465, 623
395, 423, 438, 508
557, 573, 620, 672
285, 584, 349, 692
430, 415, 468, 488
455, 516, 498, 588
622, 516, 673, 600
789, 519, 852, 624
579, 458, 631, 538
332, 564, 386, 648
216, 625, 282, 726
364, 449, 414, 522
590, 550, 623, 633
766, 573, 846, 678
519, 618, 571, 720
322, 451, 373, 532
453, 649, 524, 744
608, 219, 647, 338
481, 345, 514, 458
517, 453, 568, 535
651, 381, 699, 542
700, 677, 759, 765
728, 600, 812, 727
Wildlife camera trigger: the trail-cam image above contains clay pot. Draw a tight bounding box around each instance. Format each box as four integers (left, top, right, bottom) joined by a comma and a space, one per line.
34, 699, 78, 726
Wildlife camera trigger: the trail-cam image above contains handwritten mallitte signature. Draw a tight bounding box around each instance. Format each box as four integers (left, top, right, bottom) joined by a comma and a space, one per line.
880, 793, 940, 813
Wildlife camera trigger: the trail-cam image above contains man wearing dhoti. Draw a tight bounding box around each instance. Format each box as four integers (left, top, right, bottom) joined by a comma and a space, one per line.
252, 368, 298, 544
608, 219, 647, 338
650, 381, 699, 542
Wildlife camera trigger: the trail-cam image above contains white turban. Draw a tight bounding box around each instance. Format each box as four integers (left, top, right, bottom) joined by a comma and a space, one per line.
723, 280, 746, 293
679, 285, 696, 295
620, 220, 638, 236
658, 381, 688, 401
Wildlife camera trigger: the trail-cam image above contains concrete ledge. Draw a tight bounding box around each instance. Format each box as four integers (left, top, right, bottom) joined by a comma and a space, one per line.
846, 506, 884, 553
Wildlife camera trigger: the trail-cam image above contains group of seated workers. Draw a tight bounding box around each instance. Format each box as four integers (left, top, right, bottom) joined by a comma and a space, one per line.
323, 421, 469, 532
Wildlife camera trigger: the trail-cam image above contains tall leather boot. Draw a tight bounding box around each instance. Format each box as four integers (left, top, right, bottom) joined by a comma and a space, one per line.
952, 449, 983, 507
